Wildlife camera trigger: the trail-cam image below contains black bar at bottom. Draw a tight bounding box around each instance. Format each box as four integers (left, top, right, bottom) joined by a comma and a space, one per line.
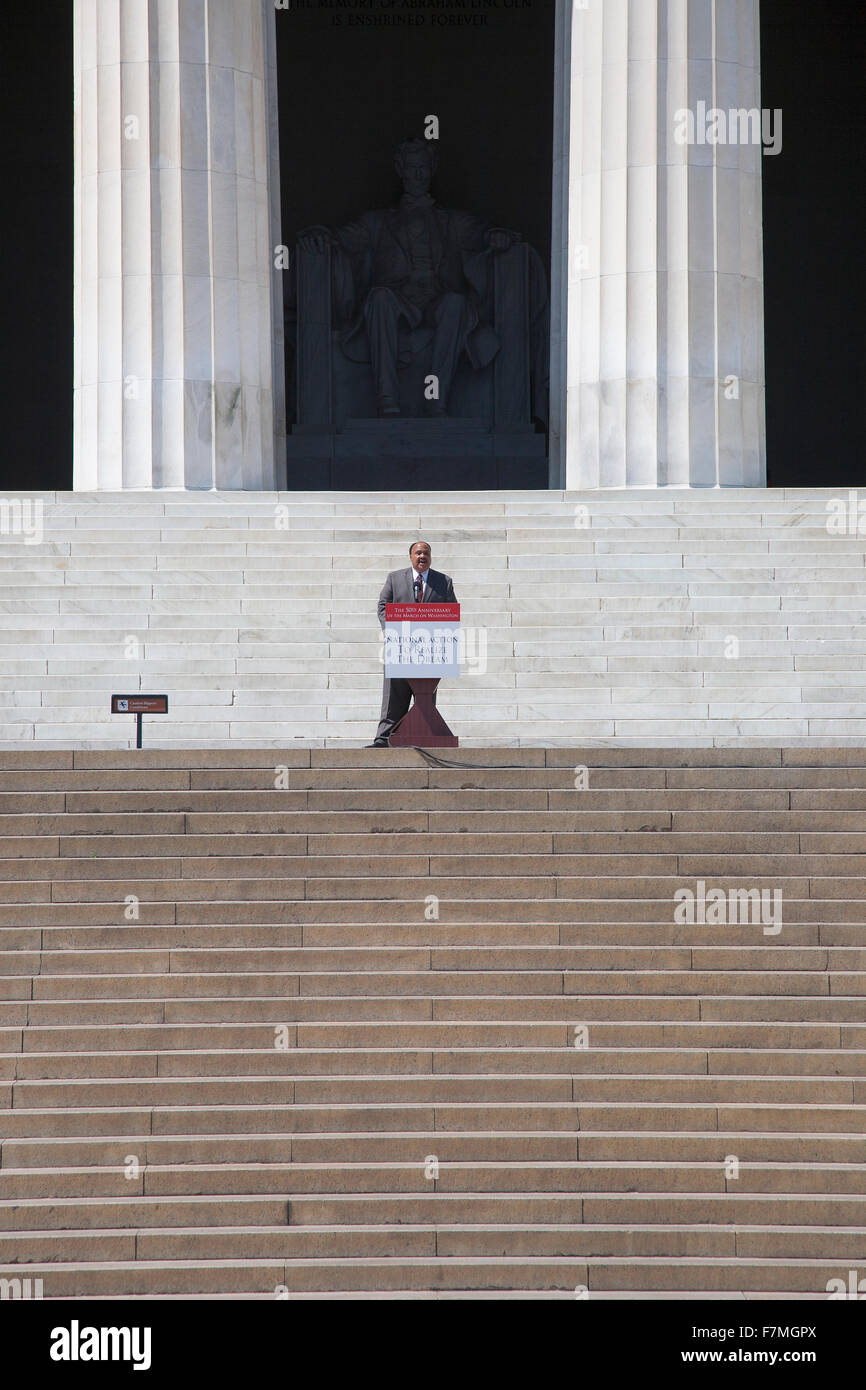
5, 1298, 859, 1378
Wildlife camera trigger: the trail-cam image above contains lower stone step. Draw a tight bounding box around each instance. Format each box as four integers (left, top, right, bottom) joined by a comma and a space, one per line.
3, 1128, 863, 1165
2, 1192, 864, 1230
2, 1160, 865, 1200
0, 1255, 856, 1295
1, 1222, 862, 1262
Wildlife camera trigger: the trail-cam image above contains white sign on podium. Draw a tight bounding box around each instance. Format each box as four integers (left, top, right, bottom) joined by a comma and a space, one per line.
383, 602, 461, 679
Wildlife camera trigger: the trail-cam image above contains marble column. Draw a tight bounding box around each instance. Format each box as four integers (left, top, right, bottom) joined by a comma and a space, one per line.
73, 0, 285, 490
550, 0, 766, 488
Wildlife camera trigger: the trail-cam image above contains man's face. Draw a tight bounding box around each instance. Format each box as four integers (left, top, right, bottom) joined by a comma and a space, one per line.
398, 152, 433, 197
410, 544, 432, 572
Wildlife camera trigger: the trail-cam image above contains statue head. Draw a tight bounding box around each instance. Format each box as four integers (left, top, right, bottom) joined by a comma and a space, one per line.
395, 138, 438, 197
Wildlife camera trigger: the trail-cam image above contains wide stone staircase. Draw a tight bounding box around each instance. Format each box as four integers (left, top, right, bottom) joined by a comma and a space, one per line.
2, 487, 865, 746
1, 747, 864, 1299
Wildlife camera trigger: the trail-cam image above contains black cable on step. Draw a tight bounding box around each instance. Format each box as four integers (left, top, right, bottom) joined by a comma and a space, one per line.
408, 746, 539, 770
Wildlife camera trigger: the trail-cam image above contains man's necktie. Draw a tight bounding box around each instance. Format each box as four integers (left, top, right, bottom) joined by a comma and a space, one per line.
415, 575, 423, 601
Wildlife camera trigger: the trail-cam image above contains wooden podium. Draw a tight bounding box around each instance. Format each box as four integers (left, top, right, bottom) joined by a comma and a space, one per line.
384, 602, 460, 748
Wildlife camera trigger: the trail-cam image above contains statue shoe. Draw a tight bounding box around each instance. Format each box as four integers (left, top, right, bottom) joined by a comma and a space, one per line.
377, 396, 400, 417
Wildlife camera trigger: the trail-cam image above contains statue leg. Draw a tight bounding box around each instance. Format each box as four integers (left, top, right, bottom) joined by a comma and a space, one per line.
428, 291, 470, 414
363, 287, 403, 415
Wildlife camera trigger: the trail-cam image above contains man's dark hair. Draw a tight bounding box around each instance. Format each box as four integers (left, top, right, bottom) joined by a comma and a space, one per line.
409, 541, 432, 556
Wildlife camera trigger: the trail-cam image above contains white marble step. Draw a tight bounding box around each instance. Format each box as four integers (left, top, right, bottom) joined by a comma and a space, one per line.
1, 489, 864, 746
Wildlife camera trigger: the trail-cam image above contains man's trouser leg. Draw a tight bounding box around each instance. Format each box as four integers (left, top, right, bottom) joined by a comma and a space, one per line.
375, 676, 413, 743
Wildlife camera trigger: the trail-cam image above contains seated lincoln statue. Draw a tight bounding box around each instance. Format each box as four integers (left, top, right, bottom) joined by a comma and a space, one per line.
297, 138, 548, 422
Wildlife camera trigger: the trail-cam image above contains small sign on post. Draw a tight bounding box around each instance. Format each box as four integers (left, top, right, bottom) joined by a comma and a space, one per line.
111, 694, 168, 748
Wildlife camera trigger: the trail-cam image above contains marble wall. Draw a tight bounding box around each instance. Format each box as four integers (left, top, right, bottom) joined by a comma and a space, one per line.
73, 0, 285, 490
550, 0, 766, 488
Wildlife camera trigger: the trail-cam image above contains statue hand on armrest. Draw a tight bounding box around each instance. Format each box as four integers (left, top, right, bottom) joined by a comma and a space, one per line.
485, 227, 522, 251
297, 226, 336, 254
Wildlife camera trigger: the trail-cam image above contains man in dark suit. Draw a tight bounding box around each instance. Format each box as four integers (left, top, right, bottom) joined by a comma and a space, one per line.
368, 541, 457, 747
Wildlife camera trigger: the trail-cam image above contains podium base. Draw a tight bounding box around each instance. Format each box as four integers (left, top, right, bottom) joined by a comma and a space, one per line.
389, 679, 458, 748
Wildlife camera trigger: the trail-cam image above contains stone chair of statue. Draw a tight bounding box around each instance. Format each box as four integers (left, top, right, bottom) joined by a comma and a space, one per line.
284, 144, 549, 486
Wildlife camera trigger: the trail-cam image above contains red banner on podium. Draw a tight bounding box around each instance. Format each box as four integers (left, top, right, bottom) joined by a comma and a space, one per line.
385, 603, 460, 622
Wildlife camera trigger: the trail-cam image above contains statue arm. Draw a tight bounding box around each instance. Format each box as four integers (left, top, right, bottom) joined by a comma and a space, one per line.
333, 213, 376, 258
296, 213, 374, 257
451, 210, 521, 253
296, 215, 376, 328
451, 209, 487, 253
332, 214, 377, 326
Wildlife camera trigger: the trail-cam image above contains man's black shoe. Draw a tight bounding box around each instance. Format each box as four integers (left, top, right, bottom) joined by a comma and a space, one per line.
365, 739, 390, 747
